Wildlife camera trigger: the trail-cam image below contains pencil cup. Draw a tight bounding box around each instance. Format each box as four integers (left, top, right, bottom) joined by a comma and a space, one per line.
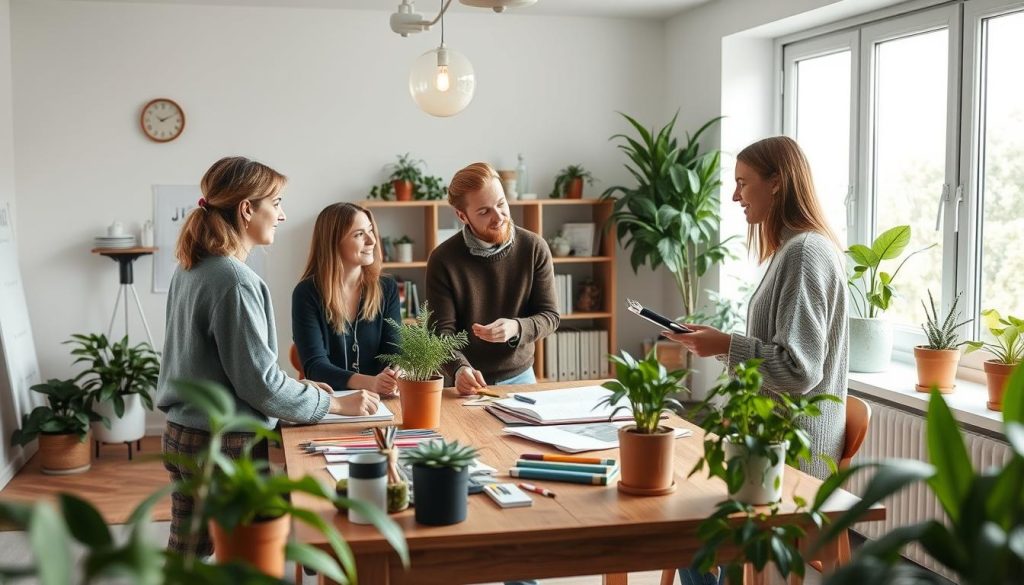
348, 453, 388, 524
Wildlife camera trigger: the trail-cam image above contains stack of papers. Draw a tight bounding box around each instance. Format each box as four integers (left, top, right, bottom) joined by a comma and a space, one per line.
485, 386, 634, 425
503, 422, 692, 453
319, 390, 395, 424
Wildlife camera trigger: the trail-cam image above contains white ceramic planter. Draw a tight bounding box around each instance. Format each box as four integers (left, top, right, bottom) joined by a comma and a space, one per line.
92, 394, 146, 444
723, 438, 788, 505
396, 243, 414, 263
849, 316, 893, 373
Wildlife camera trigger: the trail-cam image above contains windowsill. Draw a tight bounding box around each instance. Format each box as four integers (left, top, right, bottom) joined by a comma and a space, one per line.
848, 359, 1005, 437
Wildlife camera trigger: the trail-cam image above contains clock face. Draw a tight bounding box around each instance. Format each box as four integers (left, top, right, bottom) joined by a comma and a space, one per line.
140, 98, 185, 142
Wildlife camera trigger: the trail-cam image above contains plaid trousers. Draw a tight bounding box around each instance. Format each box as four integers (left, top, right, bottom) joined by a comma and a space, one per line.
161, 422, 268, 557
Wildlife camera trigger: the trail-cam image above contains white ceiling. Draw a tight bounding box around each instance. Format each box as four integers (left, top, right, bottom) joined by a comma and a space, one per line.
61, 0, 713, 20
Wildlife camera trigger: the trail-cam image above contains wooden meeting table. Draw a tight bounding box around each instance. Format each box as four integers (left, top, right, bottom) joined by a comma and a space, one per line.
283, 381, 882, 585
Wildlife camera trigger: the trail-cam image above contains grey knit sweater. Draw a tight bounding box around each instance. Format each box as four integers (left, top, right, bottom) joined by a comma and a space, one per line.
156, 255, 330, 431
725, 230, 848, 479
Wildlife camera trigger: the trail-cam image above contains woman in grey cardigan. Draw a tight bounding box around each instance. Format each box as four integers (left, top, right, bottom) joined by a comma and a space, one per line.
156, 156, 380, 556
668, 137, 847, 585
665, 136, 848, 480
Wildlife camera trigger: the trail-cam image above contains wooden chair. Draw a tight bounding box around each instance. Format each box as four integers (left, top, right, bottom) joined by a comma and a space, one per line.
289, 343, 304, 379
658, 395, 873, 585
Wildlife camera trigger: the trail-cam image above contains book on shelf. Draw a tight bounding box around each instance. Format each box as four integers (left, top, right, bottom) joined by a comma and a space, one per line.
486, 385, 632, 425
544, 330, 608, 382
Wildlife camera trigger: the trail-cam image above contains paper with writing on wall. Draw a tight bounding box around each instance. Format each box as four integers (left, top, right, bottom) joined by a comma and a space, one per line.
503, 421, 692, 453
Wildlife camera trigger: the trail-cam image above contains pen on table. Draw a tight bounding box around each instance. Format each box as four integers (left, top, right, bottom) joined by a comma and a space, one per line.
512, 393, 536, 404
517, 482, 556, 498
520, 453, 616, 465
475, 389, 500, 398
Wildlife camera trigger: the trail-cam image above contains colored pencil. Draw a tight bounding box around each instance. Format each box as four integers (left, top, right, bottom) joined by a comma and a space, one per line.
519, 453, 617, 466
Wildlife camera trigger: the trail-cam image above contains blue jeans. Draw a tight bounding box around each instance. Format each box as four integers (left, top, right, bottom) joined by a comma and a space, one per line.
495, 368, 537, 385
497, 368, 538, 585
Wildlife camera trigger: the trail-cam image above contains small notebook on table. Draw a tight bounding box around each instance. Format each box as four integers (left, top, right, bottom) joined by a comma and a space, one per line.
482, 483, 533, 508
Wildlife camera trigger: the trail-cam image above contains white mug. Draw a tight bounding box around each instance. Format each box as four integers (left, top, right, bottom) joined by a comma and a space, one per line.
107, 221, 125, 237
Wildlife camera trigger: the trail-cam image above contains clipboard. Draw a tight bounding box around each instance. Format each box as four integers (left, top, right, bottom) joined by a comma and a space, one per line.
626, 299, 693, 334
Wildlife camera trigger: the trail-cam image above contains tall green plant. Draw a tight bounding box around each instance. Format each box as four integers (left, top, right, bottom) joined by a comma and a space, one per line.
380, 303, 469, 381
596, 350, 688, 434
602, 113, 734, 320
66, 333, 160, 416
846, 225, 935, 318
813, 365, 1024, 584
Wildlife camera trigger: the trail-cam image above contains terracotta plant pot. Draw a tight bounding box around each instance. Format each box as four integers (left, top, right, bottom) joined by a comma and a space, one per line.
38, 431, 92, 475
617, 425, 676, 496
398, 377, 443, 430
393, 180, 414, 201
913, 346, 960, 394
566, 177, 583, 199
983, 360, 1017, 412
210, 514, 291, 578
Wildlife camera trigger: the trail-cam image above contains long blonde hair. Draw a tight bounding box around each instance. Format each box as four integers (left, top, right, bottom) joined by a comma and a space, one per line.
175, 156, 286, 269
300, 203, 384, 333
738, 136, 840, 263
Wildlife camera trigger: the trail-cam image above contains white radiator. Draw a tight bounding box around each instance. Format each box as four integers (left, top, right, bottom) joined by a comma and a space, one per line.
846, 398, 1011, 583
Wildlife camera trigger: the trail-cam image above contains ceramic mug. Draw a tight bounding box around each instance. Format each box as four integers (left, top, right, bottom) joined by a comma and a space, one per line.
107, 221, 125, 237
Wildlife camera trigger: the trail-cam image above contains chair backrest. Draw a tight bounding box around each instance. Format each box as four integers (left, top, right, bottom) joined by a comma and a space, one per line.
840, 395, 871, 470
289, 344, 304, 379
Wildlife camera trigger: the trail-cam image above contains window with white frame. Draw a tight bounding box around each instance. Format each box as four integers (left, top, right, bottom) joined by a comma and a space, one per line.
780, 0, 1024, 362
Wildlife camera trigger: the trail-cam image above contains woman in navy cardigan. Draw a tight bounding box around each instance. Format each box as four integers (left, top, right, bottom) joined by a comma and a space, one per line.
292, 203, 402, 396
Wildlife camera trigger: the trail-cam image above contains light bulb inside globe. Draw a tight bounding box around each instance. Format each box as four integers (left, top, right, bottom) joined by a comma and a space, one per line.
409, 45, 475, 117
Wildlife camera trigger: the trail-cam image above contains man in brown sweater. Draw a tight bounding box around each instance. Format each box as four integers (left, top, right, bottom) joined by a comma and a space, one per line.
426, 162, 559, 395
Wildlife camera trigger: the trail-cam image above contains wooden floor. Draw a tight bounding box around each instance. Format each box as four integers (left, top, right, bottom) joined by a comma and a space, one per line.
0, 436, 172, 524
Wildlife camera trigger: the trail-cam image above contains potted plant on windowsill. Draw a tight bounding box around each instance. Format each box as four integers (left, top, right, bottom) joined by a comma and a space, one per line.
379, 303, 469, 429
964, 308, 1023, 411
597, 350, 687, 496
402, 438, 478, 526
846, 225, 935, 373
689, 360, 838, 505
170, 379, 408, 580
914, 290, 971, 394
10, 379, 106, 475
66, 333, 159, 446
549, 164, 595, 199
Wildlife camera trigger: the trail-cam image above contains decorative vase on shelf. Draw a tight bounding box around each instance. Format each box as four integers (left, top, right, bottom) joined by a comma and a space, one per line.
396, 243, 414, 263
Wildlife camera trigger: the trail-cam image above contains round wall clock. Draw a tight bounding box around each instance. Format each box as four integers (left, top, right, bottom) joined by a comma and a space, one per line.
140, 98, 185, 142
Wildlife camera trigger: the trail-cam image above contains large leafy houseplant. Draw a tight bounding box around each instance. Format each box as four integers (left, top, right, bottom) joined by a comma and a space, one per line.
813, 365, 1024, 585
602, 112, 733, 322
170, 379, 408, 582
67, 333, 160, 416
846, 225, 935, 319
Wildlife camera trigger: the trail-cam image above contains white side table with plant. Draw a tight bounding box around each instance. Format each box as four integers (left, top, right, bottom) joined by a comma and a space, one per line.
964, 309, 1023, 411
379, 303, 468, 429
846, 225, 935, 372
598, 350, 687, 495
67, 333, 159, 457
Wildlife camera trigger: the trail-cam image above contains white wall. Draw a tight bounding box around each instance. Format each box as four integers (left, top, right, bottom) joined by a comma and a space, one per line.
10, 0, 666, 426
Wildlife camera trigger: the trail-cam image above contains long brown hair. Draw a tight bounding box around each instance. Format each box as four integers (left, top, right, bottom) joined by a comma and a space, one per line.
447, 162, 499, 211
175, 156, 287, 269
737, 136, 840, 263
300, 203, 384, 333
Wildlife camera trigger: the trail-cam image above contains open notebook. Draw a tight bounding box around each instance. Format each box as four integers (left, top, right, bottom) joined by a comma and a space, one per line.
487, 385, 633, 425
318, 390, 395, 424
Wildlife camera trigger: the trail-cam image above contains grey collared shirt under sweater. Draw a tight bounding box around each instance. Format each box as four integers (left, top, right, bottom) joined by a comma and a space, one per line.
156, 255, 330, 431
724, 230, 849, 479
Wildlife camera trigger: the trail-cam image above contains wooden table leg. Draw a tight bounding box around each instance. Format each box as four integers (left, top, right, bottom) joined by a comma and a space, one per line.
602, 574, 628, 585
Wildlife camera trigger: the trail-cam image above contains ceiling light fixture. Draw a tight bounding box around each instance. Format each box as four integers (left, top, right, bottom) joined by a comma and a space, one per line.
389, 0, 537, 36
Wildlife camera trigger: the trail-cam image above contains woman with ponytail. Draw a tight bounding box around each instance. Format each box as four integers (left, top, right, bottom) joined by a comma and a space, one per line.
156, 156, 379, 557
292, 203, 402, 396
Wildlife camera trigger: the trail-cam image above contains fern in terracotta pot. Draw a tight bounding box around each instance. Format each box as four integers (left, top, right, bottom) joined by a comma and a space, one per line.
596, 350, 687, 496
964, 309, 1023, 411
913, 290, 971, 394
379, 303, 468, 429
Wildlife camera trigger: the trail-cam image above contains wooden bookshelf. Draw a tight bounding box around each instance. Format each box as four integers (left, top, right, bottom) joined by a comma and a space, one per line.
361, 199, 616, 381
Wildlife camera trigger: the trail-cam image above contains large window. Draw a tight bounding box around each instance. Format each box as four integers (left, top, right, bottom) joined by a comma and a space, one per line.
781, 0, 1024, 362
